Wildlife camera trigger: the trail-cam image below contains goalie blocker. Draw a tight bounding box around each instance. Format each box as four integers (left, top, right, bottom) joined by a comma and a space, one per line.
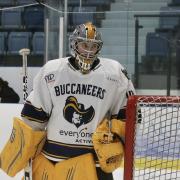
0, 117, 46, 177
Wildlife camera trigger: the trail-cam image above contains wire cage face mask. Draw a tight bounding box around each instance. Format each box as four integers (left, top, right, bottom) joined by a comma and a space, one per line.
70, 22, 103, 74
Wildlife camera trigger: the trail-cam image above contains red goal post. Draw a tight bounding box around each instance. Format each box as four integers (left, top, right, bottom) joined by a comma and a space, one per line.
124, 95, 180, 180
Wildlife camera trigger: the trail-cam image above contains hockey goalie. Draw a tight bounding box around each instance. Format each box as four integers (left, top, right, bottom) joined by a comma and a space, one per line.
0, 22, 135, 180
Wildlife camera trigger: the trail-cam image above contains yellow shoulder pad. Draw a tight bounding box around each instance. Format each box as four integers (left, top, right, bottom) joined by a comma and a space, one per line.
0, 117, 46, 177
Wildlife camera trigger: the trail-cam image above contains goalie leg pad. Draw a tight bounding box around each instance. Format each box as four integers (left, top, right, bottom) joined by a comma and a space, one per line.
32, 154, 54, 180
55, 153, 98, 180
31, 153, 98, 180
0, 117, 46, 177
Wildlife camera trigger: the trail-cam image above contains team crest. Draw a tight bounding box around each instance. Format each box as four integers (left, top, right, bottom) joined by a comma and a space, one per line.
63, 96, 95, 128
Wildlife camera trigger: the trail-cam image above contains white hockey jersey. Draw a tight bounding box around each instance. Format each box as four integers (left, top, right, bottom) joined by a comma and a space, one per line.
21, 57, 135, 162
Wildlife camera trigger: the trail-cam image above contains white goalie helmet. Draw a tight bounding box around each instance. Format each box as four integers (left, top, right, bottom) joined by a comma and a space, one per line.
70, 22, 103, 74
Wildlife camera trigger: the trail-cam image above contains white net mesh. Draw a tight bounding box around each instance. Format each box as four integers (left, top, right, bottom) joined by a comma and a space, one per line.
126, 96, 180, 180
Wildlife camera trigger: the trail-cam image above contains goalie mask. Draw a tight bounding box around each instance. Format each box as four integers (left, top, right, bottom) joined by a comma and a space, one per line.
70, 22, 103, 74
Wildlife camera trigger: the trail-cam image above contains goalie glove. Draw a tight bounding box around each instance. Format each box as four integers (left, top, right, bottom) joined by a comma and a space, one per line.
92, 119, 124, 173
111, 118, 125, 138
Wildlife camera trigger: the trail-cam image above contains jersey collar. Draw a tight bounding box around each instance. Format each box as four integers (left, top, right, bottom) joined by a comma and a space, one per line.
68, 56, 100, 72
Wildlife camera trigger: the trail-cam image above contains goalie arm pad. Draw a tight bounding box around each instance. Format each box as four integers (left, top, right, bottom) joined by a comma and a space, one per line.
92, 119, 124, 173
0, 117, 46, 177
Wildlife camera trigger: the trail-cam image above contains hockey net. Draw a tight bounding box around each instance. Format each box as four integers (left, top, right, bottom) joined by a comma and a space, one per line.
124, 96, 180, 180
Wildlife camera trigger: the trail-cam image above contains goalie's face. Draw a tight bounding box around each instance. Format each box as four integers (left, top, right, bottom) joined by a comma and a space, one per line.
77, 41, 99, 58
70, 22, 103, 74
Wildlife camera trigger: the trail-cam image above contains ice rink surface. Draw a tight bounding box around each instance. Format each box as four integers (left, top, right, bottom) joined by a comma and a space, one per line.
0, 103, 124, 179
